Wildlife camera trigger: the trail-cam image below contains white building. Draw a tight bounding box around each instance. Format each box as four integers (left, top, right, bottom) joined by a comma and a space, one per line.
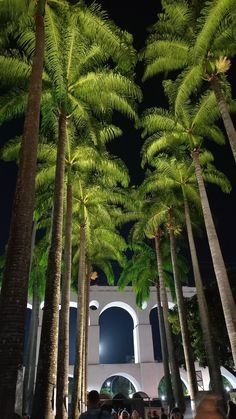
33, 285, 236, 399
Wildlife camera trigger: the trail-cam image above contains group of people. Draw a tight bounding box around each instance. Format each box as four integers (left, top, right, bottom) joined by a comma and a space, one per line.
80, 390, 236, 419
118, 407, 168, 419
80, 391, 179, 419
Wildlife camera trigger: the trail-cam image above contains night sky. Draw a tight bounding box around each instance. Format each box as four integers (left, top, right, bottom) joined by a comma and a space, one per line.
1, 1, 236, 365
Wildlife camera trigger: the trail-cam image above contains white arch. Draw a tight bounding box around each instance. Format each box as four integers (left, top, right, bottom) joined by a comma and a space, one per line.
69, 302, 78, 309
157, 372, 190, 395
221, 367, 236, 388
100, 301, 139, 328
101, 372, 141, 393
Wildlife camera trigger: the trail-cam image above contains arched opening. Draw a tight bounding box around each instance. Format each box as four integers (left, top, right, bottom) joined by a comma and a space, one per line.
99, 307, 134, 364
69, 307, 77, 365
220, 367, 236, 389
101, 375, 136, 399
158, 376, 188, 400
149, 307, 162, 362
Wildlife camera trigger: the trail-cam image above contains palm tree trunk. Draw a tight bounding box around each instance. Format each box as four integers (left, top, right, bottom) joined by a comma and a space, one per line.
154, 231, 185, 413
0, 2, 45, 416
71, 224, 86, 419
168, 218, 198, 402
31, 111, 67, 419
22, 276, 40, 416
183, 195, 224, 396
56, 179, 73, 419
81, 263, 90, 412
211, 76, 236, 163
22, 219, 37, 415
192, 149, 236, 366
155, 281, 175, 410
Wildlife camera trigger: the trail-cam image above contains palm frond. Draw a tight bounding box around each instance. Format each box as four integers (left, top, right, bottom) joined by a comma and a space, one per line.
193, 0, 235, 61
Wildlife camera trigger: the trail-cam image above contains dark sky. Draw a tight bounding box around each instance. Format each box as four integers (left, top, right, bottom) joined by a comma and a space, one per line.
1, 0, 236, 364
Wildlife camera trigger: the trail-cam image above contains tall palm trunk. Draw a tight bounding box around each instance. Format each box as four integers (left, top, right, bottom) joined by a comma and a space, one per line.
155, 281, 175, 409
22, 278, 40, 416
183, 195, 224, 396
0, 3, 45, 416
22, 219, 38, 415
168, 216, 198, 402
192, 149, 236, 366
154, 231, 185, 413
56, 179, 73, 419
31, 111, 67, 419
71, 224, 86, 419
211, 76, 236, 163
81, 263, 90, 412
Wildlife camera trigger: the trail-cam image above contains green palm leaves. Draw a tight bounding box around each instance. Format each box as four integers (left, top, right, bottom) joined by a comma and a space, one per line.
143, 0, 236, 162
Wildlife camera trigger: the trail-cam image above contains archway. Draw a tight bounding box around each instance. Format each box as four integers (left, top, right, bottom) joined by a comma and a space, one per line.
149, 307, 162, 362
69, 306, 77, 365
158, 376, 189, 400
221, 367, 236, 388
100, 375, 137, 399
99, 306, 134, 364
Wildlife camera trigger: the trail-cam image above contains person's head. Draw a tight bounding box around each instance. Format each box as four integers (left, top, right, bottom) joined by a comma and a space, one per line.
170, 407, 182, 419
88, 390, 100, 408
22, 414, 30, 419
131, 410, 139, 419
112, 409, 118, 419
119, 409, 130, 419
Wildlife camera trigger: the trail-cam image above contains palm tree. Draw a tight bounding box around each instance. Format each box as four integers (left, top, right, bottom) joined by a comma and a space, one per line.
28, 6, 139, 416
144, 154, 224, 395
137, 193, 197, 403
130, 199, 185, 413
118, 242, 175, 410
0, 1, 47, 415
154, 228, 185, 413
71, 181, 129, 418
167, 207, 198, 402
140, 90, 236, 366
142, 0, 236, 162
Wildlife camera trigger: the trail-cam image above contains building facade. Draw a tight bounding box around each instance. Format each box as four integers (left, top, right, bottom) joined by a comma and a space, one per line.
32, 285, 236, 399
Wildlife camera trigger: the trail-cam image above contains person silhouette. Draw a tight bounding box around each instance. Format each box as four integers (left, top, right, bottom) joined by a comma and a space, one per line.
79, 390, 112, 419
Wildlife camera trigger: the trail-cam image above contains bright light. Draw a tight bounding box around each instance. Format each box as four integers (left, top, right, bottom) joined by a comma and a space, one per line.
226, 386, 230, 392
141, 301, 147, 310
161, 396, 165, 400
107, 381, 111, 387
129, 394, 133, 399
